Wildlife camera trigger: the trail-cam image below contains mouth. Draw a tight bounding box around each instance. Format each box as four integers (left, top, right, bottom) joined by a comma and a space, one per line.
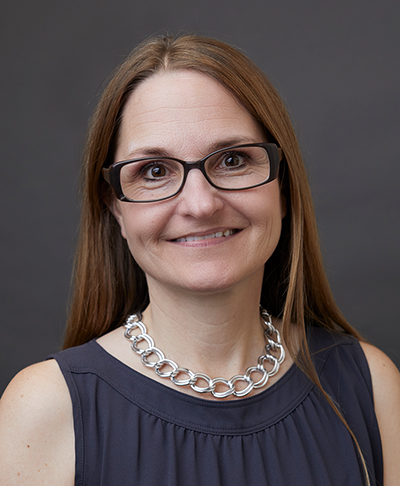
173, 229, 238, 243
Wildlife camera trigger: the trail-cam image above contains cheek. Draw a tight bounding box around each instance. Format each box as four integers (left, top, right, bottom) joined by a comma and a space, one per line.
116, 207, 164, 258
113, 201, 154, 242
121, 216, 147, 248
279, 192, 287, 219
251, 188, 284, 252
119, 218, 151, 269
251, 183, 285, 226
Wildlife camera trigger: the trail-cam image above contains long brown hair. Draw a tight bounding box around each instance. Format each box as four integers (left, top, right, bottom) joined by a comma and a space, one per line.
65, 35, 369, 482
65, 33, 361, 349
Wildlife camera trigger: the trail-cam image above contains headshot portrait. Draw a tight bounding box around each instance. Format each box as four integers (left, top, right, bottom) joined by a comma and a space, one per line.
1, 1, 399, 485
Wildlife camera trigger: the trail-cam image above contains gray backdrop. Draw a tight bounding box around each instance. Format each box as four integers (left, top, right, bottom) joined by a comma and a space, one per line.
1, 0, 399, 394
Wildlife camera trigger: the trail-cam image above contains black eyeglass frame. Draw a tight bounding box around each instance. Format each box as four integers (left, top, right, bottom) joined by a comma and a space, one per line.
102, 142, 283, 203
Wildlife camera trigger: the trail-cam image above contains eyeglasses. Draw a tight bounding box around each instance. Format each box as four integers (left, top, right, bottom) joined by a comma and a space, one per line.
102, 143, 283, 203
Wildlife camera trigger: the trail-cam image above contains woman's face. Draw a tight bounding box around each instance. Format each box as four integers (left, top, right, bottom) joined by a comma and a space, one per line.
112, 70, 285, 295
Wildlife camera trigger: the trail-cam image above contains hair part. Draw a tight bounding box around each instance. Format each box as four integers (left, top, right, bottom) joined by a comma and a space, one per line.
64, 34, 368, 484
65, 33, 361, 346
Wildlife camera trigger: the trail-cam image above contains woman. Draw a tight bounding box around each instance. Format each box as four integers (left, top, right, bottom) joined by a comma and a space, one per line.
1, 34, 399, 485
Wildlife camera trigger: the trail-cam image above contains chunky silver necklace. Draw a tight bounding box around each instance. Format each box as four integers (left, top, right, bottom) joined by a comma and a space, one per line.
123, 308, 285, 399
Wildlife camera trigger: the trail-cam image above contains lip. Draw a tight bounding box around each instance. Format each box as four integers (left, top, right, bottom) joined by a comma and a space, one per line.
170, 228, 240, 243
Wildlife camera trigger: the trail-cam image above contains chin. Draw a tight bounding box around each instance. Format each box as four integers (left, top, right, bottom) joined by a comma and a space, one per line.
176, 279, 236, 294
161, 275, 236, 294
148, 263, 265, 296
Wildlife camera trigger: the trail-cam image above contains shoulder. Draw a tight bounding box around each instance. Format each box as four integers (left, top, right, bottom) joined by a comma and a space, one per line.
0, 360, 75, 485
359, 342, 400, 485
359, 342, 400, 401
0, 360, 72, 418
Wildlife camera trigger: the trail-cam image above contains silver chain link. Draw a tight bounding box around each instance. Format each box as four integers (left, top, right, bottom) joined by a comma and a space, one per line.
123, 307, 285, 399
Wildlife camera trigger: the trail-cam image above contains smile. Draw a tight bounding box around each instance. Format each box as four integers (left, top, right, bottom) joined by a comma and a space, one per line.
174, 229, 238, 243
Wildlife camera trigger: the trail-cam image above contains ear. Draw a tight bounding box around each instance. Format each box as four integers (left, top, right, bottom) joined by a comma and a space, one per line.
109, 200, 128, 240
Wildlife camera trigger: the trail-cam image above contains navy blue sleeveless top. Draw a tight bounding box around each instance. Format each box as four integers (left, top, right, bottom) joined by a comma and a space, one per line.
49, 326, 383, 485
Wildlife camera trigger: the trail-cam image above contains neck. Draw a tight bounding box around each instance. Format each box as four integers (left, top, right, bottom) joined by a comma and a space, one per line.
142, 273, 267, 379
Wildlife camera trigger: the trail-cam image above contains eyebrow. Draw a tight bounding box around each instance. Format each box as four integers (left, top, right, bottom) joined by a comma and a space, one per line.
121, 137, 261, 161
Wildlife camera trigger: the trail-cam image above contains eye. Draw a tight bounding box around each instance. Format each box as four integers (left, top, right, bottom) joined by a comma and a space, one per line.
221, 153, 244, 168
138, 160, 175, 181
217, 151, 249, 170
144, 163, 168, 179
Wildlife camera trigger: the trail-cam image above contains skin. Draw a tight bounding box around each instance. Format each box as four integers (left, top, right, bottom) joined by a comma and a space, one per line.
0, 70, 399, 485
112, 70, 284, 296
108, 70, 288, 380
359, 342, 400, 485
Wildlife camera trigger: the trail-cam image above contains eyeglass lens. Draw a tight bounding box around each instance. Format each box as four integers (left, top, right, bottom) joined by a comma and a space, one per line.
119, 145, 271, 201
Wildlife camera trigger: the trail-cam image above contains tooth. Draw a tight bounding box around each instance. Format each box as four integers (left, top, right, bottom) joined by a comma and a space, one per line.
175, 230, 237, 242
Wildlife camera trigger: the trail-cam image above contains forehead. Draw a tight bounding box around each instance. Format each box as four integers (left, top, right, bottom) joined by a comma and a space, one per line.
116, 70, 265, 160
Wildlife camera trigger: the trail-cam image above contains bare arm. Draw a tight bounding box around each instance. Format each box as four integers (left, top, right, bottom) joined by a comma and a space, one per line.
0, 360, 75, 485
360, 342, 400, 486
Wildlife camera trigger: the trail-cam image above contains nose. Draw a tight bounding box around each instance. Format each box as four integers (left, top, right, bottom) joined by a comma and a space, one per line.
176, 169, 224, 219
